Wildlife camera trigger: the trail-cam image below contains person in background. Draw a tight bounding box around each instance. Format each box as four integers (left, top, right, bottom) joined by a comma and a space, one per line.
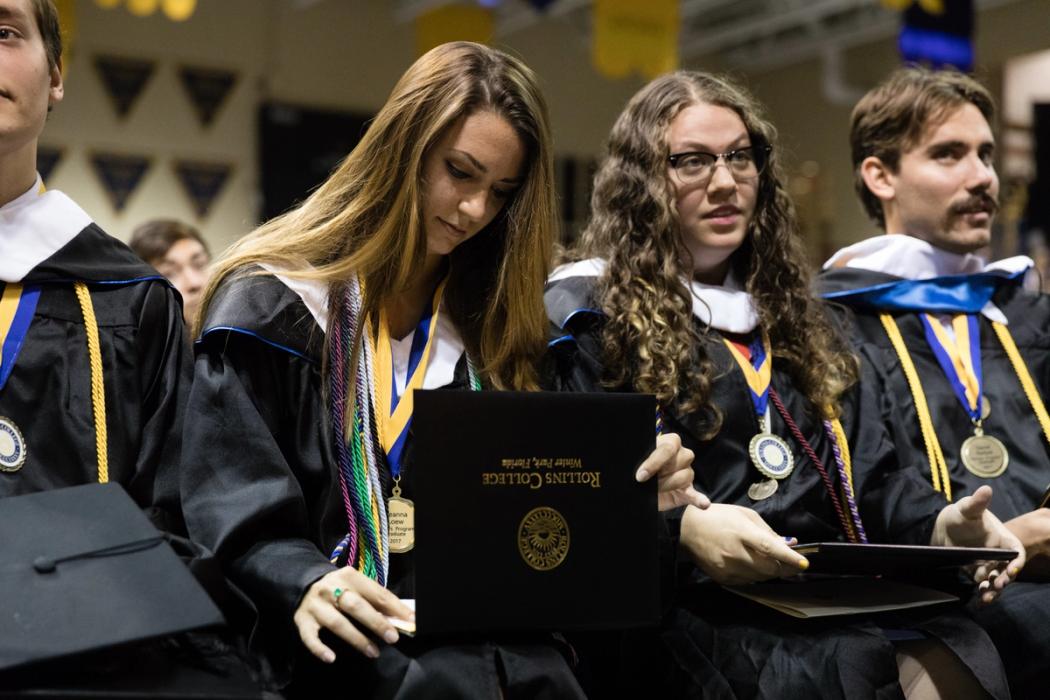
130, 218, 211, 327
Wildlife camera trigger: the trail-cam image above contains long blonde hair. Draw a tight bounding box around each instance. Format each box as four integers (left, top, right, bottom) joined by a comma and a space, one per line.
198, 42, 556, 391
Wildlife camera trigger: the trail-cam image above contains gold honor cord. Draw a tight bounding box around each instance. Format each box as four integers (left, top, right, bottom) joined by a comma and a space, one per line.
991, 322, 1050, 447
74, 283, 108, 483
879, 314, 952, 500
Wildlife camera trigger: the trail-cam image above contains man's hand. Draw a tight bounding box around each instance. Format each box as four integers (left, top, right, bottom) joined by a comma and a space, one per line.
931, 485, 1026, 604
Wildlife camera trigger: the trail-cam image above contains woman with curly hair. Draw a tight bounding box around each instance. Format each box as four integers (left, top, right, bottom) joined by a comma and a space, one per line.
547, 71, 1024, 699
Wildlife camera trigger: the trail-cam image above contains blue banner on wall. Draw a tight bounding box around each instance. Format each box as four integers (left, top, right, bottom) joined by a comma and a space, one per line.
90, 152, 151, 211
173, 160, 232, 218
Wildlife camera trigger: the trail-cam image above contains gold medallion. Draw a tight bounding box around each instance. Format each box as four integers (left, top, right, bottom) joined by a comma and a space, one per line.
748, 433, 794, 481
517, 506, 570, 572
387, 480, 414, 553
0, 416, 26, 473
747, 479, 778, 501
961, 431, 1009, 479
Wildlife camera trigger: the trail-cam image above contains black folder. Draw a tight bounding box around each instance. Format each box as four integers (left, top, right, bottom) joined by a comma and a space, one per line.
792, 542, 1018, 577
411, 390, 659, 635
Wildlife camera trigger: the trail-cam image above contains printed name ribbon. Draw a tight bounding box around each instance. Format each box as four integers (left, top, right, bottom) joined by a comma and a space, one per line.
920, 313, 983, 421
373, 278, 447, 477
722, 331, 772, 418
0, 283, 41, 394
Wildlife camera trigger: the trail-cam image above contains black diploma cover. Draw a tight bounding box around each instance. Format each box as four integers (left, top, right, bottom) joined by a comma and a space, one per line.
792, 542, 1018, 577
412, 390, 659, 634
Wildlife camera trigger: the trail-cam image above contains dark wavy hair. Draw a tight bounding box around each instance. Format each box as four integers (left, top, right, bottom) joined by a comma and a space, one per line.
572, 71, 857, 436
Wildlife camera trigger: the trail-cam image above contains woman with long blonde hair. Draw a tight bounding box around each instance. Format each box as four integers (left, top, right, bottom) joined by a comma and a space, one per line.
183, 41, 699, 698
182, 42, 580, 697
548, 71, 1024, 699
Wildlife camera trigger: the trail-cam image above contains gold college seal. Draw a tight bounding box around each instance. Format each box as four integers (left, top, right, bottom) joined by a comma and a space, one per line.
518, 506, 570, 571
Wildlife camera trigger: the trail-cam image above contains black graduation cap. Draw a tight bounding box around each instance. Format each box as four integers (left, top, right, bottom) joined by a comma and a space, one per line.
0, 482, 225, 672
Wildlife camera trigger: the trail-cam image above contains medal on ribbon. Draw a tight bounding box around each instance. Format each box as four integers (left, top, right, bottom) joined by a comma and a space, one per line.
723, 332, 794, 500
920, 314, 1008, 478
0, 283, 41, 472
373, 280, 449, 553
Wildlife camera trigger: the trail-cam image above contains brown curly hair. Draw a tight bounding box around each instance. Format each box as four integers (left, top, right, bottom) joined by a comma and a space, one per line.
572, 71, 857, 436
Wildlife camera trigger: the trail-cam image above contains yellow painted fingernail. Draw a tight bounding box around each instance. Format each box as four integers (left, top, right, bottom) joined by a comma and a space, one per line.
798, 558, 809, 570
1009, 567, 1019, 577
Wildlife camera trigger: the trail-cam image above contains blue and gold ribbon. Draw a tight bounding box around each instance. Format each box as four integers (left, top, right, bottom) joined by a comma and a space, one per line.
373, 279, 447, 478
920, 313, 983, 422
0, 283, 41, 394
722, 332, 772, 419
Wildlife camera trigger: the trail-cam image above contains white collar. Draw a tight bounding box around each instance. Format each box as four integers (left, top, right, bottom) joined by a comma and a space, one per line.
549, 257, 759, 334
0, 175, 93, 283
822, 234, 1034, 325
260, 263, 465, 389
822, 234, 1033, 279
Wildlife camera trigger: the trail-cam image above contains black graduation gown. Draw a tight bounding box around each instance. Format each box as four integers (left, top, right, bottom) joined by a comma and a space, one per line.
0, 222, 190, 535
819, 265, 1050, 699
0, 220, 262, 695
546, 274, 1010, 700
181, 272, 585, 699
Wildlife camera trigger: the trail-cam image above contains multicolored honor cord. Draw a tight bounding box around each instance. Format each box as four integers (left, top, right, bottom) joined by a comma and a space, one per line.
329, 276, 385, 582
920, 314, 983, 424
768, 388, 868, 543
328, 276, 478, 582
0, 283, 41, 393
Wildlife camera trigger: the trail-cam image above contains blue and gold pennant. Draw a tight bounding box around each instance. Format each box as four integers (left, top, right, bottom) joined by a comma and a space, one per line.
94, 55, 156, 119
173, 160, 232, 218
178, 65, 238, 128
90, 152, 151, 212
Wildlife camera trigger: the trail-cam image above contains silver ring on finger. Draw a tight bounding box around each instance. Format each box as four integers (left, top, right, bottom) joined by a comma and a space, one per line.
333, 587, 345, 609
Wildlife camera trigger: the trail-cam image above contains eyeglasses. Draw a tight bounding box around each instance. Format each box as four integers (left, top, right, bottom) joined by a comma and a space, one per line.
667, 145, 772, 186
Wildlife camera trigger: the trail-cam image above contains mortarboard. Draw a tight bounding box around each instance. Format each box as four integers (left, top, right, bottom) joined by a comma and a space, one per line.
0, 482, 225, 672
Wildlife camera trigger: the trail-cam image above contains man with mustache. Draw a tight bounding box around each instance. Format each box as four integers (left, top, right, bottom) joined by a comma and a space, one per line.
819, 67, 1050, 698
